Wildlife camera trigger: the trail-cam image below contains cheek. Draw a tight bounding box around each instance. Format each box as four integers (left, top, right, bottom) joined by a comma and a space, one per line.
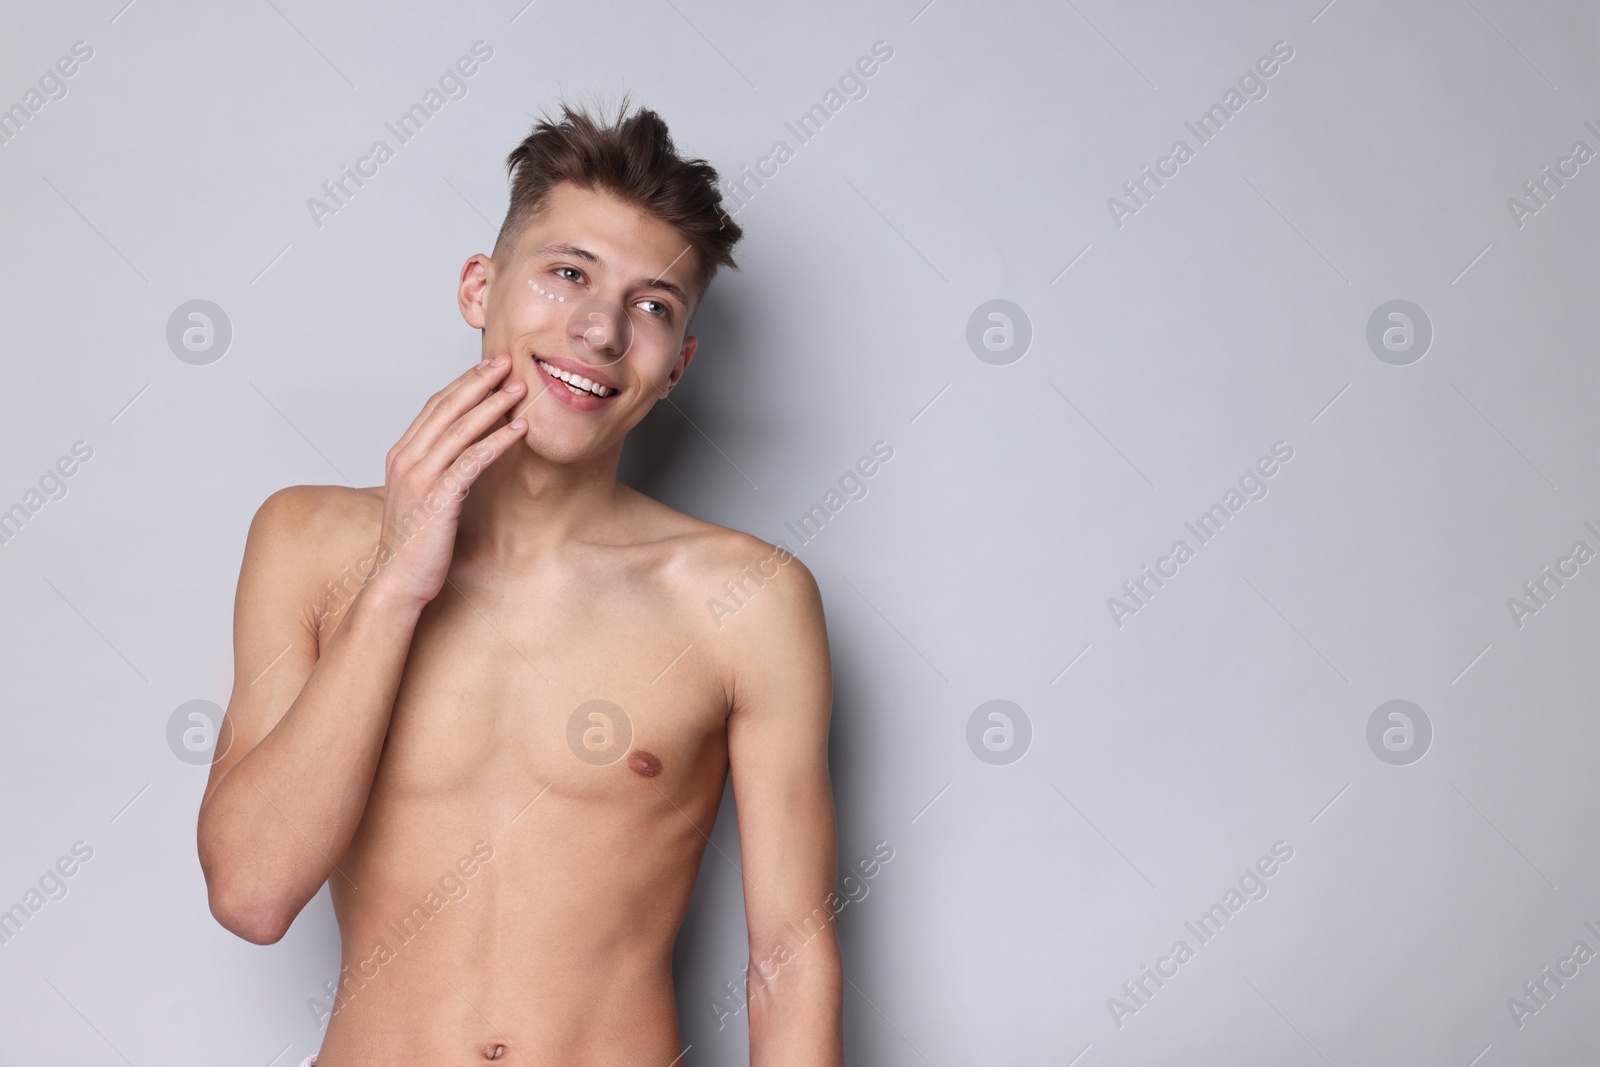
526, 276, 570, 305
639, 318, 687, 359
515, 284, 571, 333
491, 294, 566, 357
489, 275, 561, 331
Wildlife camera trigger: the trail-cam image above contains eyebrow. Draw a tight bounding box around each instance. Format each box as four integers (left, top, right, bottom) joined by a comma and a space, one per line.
529, 242, 692, 308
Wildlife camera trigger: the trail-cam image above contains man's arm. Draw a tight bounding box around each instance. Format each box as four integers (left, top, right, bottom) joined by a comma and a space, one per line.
197, 357, 526, 944
196, 484, 423, 944
723, 546, 843, 1066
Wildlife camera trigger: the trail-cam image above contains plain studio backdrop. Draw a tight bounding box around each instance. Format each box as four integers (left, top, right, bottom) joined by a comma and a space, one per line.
1, 0, 1597, 1063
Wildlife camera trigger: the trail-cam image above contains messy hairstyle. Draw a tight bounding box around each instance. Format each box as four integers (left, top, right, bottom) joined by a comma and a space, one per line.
494, 94, 743, 305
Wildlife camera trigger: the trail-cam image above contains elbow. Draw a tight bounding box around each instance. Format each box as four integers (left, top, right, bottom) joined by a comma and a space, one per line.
200, 846, 293, 944
198, 811, 294, 944
207, 882, 292, 945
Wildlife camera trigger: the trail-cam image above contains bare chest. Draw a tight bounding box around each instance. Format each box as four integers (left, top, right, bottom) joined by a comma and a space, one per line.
365, 577, 728, 808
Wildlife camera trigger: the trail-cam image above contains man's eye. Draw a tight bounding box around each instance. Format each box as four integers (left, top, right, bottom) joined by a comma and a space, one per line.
555, 266, 583, 283
638, 299, 670, 319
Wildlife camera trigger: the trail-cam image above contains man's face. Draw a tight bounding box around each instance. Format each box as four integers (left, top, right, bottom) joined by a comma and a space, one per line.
459, 181, 701, 464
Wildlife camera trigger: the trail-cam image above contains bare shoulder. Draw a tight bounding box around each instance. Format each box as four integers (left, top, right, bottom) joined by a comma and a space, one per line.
622, 491, 823, 640
625, 498, 832, 723
250, 483, 383, 540
242, 484, 385, 635
247, 483, 383, 561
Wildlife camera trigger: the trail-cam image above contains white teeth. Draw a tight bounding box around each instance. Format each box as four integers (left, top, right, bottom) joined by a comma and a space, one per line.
536, 359, 613, 398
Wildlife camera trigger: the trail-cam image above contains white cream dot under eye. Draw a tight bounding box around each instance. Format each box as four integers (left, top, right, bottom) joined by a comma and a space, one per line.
527, 279, 565, 302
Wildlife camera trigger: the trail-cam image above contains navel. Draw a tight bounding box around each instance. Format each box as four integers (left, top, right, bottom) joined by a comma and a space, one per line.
482, 1043, 505, 1060
628, 750, 663, 778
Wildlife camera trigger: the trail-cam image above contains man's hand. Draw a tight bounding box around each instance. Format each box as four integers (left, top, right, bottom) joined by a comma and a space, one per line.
369, 354, 528, 609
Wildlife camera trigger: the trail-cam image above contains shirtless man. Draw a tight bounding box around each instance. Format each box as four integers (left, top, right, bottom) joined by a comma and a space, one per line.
196, 102, 843, 1066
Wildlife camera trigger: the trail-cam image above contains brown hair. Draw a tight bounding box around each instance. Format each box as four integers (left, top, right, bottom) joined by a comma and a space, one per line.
494, 95, 743, 306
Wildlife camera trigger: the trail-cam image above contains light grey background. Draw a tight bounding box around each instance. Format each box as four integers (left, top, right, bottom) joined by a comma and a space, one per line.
1, 0, 1597, 1064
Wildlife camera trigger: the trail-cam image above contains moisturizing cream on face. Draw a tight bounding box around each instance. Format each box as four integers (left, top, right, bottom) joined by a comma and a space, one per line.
528, 278, 565, 302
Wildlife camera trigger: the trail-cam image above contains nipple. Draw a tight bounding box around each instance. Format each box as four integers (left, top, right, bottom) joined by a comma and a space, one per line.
628, 750, 663, 778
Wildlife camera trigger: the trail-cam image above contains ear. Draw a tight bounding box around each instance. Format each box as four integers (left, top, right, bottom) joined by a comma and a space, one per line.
664, 334, 699, 394
459, 253, 492, 329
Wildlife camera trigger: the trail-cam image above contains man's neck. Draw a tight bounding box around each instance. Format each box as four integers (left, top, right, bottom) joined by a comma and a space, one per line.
454, 439, 627, 565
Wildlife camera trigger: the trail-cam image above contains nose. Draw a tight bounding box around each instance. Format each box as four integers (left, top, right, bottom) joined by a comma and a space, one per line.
565, 297, 633, 368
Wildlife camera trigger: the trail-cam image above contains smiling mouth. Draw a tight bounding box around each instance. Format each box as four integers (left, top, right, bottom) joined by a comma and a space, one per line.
535, 358, 617, 398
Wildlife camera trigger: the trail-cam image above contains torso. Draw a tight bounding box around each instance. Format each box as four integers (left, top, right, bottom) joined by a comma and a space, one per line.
309, 486, 746, 1065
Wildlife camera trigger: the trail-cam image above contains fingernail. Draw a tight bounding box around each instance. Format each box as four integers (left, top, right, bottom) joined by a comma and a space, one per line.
506, 379, 524, 392
510, 418, 526, 430
491, 355, 508, 367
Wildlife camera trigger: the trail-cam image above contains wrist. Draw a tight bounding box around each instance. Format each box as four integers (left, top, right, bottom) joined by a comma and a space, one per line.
352, 573, 429, 625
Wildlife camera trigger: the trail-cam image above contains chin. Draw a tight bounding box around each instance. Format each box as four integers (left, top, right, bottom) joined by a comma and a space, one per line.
515, 423, 607, 466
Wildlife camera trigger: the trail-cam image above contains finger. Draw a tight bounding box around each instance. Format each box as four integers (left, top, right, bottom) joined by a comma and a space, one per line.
440, 416, 526, 497
392, 358, 491, 454
392, 358, 498, 457
424, 379, 528, 473
394, 357, 510, 458
409, 357, 514, 457
402, 356, 511, 457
